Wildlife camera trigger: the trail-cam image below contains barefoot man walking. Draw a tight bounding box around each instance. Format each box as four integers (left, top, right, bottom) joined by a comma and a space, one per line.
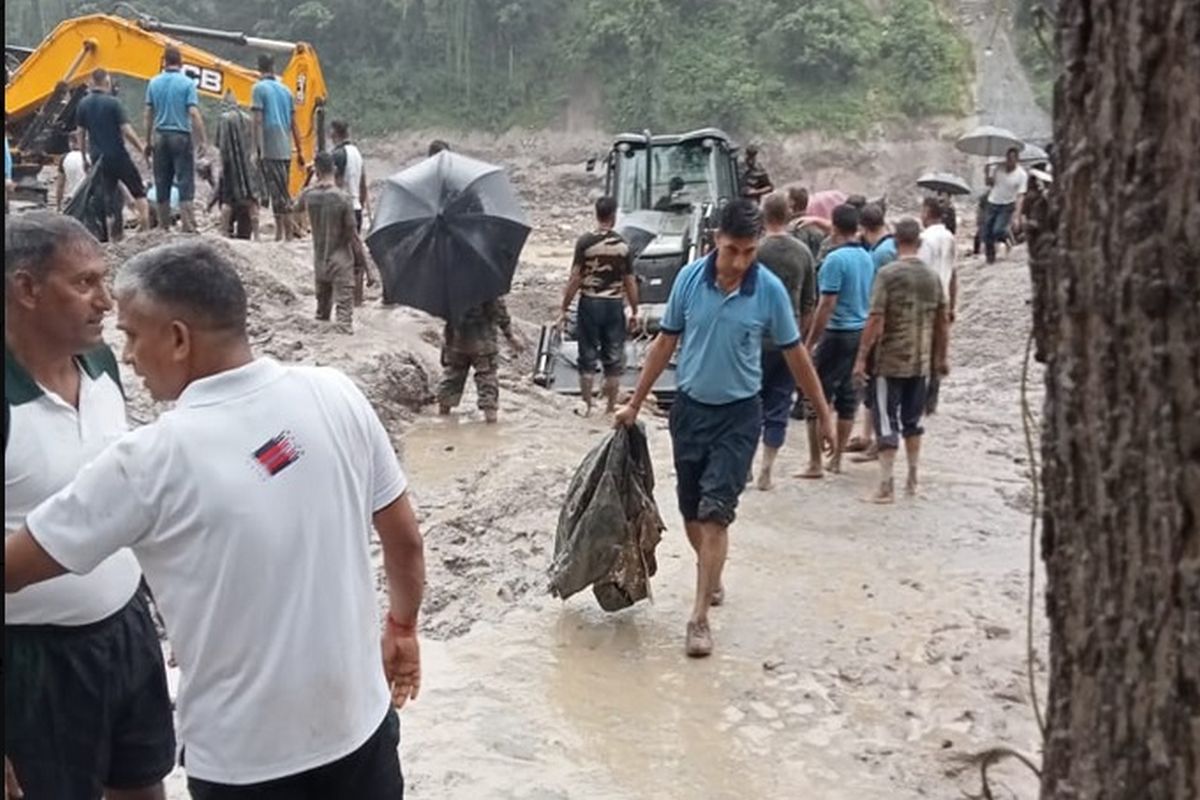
853, 217, 949, 503
614, 200, 834, 657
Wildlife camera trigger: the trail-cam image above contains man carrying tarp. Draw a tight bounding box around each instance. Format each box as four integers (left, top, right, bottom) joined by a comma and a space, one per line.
214, 90, 262, 240
615, 200, 835, 658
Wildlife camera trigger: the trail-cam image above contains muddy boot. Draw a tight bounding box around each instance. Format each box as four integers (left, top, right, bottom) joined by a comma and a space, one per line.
180, 202, 198, 233
438, 403, 452, 416
156, 202, 173, 232
484, 409, 498, 424
685, 620, 713, 658
602, 376, 621, 414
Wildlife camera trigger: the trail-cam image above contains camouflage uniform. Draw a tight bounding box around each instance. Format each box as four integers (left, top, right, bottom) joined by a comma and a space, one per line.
296, 184, 362, 333
740, 158, 773, 204
437, 298, 513, 411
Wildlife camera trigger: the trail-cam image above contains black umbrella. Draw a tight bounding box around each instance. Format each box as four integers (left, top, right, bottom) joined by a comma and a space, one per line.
917, 171, 972, 196
616, 209, 661, 258
366, 151, 530, 321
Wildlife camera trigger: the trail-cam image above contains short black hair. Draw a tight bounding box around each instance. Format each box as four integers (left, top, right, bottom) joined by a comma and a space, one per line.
5, 212, 99, 282
163, 46, 182, 67
893, 217, 922, 247
595, 196, 617, 221
860, 203, 885, 230
1006, 146, 1021, 158
922, 196, 946, 221
428, 140, 451, 156
314, 151, 335, 175
831, 204, 860, 235
115, 241, 248, 335
257, 53, 275, 74
845, 194, 867, 210
718, 199, 763, 239
668, 176, 685, 191
90, 68, 109, 85
330, 119, 349, 138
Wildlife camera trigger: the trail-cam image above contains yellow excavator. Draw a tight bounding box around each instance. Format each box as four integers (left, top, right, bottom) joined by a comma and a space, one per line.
5, 7, 328, 201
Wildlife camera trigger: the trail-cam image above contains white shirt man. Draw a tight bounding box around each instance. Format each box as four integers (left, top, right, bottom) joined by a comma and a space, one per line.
57, 149, 87, 207
918, 201, 958, 319
987, 162, 1029, 206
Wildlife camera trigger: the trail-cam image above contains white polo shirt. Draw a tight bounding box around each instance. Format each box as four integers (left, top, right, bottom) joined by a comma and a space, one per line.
27, 358, 406, 784
918, 223, 958, 301
336, 142, 364, 212
5, 345, 142, 626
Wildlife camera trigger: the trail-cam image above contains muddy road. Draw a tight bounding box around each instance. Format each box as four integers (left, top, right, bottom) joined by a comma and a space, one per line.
139, 200, 1046, 796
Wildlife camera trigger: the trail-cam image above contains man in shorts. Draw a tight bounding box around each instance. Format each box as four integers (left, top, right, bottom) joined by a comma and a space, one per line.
752, 190, 815, 490
75, 69, 150, 238
853, 217, 949, 502
4, 212, 174, 800
144, 46, 207, 233
559, 196, 639, 415
252, 54, 305, 241
801, 204, 876, 477
615, 200, 834, 658
6, 240, 426, 798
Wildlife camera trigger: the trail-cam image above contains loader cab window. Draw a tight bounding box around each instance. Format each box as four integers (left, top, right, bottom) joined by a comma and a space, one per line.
615, 139, 723, 213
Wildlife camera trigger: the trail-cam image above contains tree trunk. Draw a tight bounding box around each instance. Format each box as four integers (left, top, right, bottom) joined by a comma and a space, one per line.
1034, 1, 1200, 798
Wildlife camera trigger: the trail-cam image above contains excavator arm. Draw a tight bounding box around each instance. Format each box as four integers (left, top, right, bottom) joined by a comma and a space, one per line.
5, 13, 327, 197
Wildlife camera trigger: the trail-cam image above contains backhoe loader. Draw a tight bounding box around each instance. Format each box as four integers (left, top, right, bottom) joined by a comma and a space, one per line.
5, 8, 327, 202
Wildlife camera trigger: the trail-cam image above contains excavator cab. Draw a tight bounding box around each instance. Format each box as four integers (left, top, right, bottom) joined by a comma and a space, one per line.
534, 129, 743, 407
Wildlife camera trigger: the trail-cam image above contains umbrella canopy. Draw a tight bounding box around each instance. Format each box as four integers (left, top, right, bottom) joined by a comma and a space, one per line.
615, 209, 665, 259
917, 171, 972, 196
366, 151, 530, 321
1029, 167, 1054, 184
805, 190, 848, 221
955, 125, 1025, 158
988, 142, 1049, 166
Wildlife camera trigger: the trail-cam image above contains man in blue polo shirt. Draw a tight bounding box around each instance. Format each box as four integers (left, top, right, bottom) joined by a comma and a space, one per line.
801, 204, 876, 477
615, 200, 835, 658
144, 45, 208, 233
252, 53, 305, 242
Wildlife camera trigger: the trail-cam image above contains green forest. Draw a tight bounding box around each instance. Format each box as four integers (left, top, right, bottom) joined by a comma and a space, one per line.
6, 0, 972, 134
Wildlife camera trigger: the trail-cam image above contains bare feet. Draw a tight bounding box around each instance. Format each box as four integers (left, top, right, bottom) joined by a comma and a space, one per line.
869, 479, 895, 504
484, 409, 499, 424
795, 464, 825, 479
851, 442, 879, 463
686, 620, 713, 657
906, 470, 919, 497
826, 454, 843, 474
756, 469, 773, 491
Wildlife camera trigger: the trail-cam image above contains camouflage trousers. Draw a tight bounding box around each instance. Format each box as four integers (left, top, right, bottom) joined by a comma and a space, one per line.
316, 277, 354, 332
437, 350, 499, 411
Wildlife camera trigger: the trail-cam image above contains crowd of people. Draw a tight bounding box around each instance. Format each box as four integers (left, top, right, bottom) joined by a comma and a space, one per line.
3, 75, 1040, 792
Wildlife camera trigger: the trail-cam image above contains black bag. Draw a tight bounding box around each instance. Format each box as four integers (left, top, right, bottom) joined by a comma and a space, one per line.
548, 424, 665, 611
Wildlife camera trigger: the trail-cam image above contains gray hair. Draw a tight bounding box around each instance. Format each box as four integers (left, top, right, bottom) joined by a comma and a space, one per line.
5, 212, 99, 282
115, 240, 248, 334
894, 217, 923, 247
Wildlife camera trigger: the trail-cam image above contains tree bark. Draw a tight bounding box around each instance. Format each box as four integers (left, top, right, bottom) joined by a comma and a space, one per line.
1034, 1, 1200, 798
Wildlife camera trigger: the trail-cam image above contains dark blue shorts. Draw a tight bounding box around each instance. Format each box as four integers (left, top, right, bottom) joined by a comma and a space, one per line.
872, 375, 928, 450
812, 328, 863, 421
669, 392, 762, 526
576, 295, 626, 377
759, 348, 795, 449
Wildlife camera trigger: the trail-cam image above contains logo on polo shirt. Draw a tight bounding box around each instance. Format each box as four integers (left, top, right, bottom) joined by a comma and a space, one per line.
252, 431, 303, 477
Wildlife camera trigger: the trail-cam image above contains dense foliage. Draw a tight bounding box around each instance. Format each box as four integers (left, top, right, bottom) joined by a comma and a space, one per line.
6, 0, 972, 133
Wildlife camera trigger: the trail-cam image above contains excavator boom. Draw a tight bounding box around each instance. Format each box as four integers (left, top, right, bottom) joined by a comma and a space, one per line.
5, 13, 327, 197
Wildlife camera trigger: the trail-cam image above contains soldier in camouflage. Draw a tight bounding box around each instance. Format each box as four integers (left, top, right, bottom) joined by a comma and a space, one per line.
740, 145, 773, 205
437, 297, 522, 423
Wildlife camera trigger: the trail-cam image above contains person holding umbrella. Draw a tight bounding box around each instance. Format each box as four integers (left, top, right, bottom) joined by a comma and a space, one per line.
981, 147, 1029, 264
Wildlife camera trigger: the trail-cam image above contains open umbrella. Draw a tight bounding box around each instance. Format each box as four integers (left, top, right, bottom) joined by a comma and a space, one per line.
917, 171, 972, 196
988, 142, 1049, 166
366, 151, 530, 321
616, 209, 661, 259
955, 125, 1025, 158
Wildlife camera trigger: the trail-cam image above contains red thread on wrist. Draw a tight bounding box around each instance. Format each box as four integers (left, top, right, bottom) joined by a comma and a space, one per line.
386, 613, 417, 634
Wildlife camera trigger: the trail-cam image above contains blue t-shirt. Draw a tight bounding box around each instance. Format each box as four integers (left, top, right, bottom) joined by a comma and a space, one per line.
818, 243, 875, 332
251, 77, 295, 161
871, 235, 897, 271
660, 254, 802, 405
145, 69, 199, 133
76, 90, 130, 160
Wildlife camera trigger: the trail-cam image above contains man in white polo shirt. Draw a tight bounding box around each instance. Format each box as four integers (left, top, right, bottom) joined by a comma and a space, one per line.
5, 240, 427, 798
4, 212, 175, 799
918, 196, 958, 414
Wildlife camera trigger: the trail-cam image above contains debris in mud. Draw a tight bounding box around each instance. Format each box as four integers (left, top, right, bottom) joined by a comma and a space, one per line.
548, 424, 665, 611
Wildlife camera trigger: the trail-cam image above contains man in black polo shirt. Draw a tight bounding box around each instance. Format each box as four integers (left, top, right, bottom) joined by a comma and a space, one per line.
74, 68, 150, 239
